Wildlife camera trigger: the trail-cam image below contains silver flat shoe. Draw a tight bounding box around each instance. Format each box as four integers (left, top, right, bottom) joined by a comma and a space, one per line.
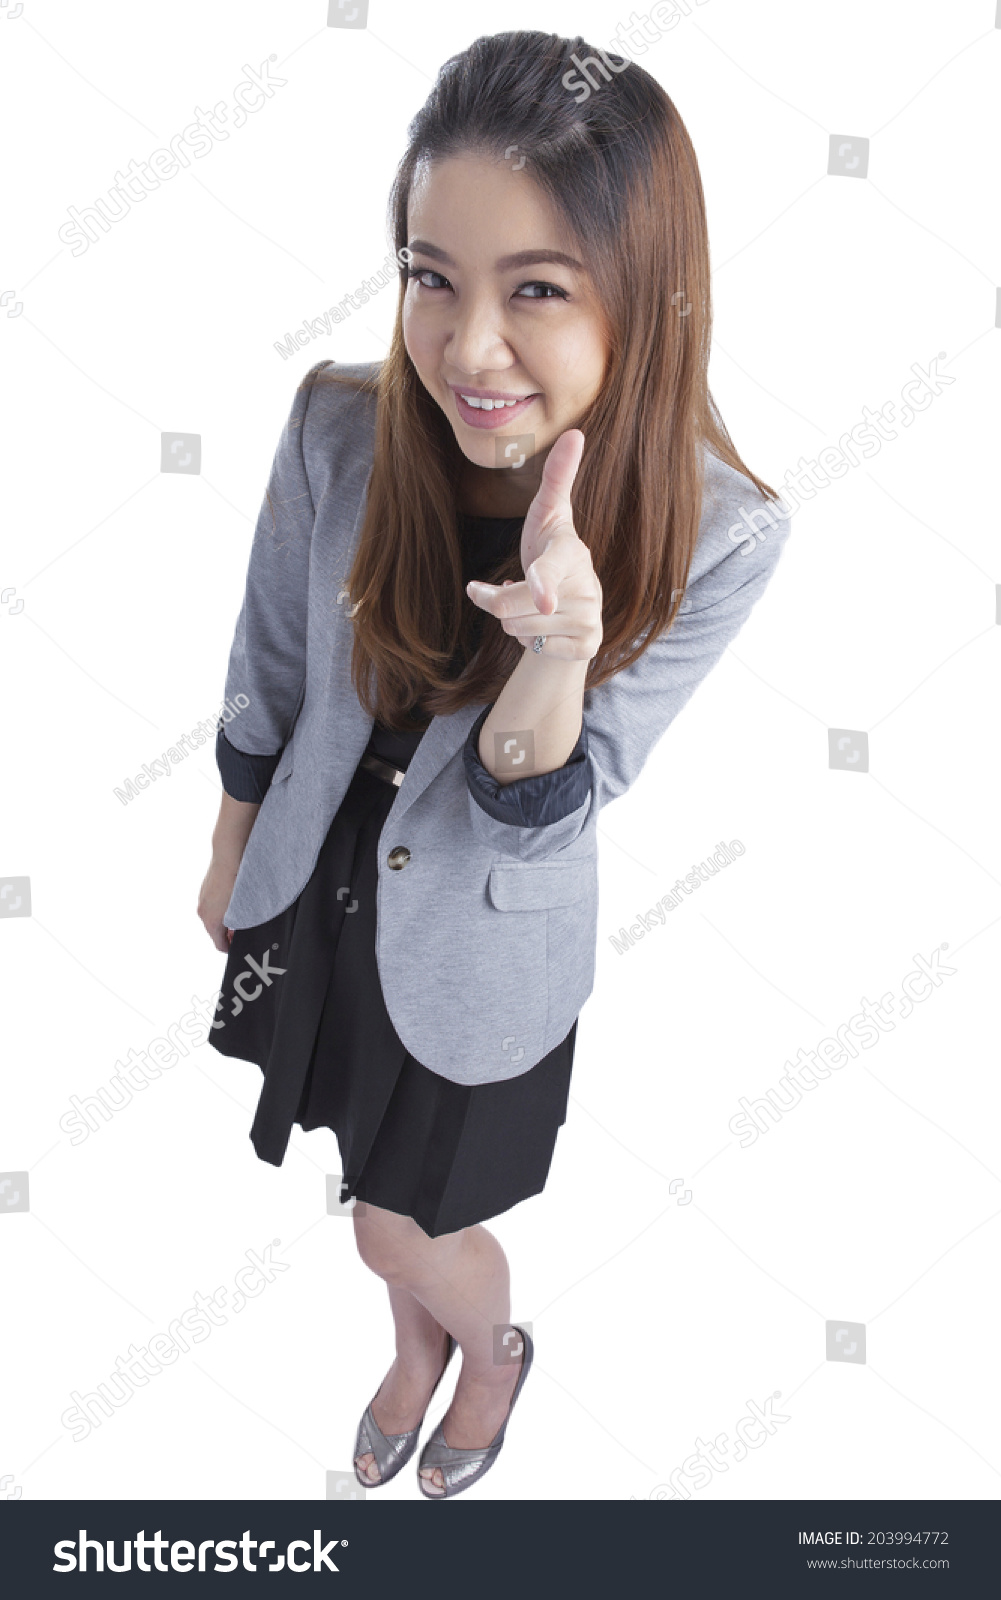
417, 1325, 534, 1500
353, 1332, 457, 1488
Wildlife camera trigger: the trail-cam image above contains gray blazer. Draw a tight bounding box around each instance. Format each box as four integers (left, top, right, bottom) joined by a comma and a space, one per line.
218, 360, 792, 1086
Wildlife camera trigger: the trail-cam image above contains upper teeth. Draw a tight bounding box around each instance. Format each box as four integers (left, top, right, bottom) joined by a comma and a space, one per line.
460, 395, 524, 410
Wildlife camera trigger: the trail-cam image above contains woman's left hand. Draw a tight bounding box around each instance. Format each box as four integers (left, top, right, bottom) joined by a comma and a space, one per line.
466, 429, 603, 662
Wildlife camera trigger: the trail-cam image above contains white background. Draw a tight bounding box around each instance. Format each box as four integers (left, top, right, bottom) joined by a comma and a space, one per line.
1, 0, 998, 1503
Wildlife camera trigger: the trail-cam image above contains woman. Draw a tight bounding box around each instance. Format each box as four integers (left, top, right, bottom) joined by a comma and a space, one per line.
197, 30, 792, 1499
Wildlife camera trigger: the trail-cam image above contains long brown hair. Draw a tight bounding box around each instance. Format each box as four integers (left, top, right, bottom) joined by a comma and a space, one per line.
311, 30, 778, 729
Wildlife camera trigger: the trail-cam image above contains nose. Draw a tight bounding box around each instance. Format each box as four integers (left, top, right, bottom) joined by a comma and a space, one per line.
444, 291, 513, 377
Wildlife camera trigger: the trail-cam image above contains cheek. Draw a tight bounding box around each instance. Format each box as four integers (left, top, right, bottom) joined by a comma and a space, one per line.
402, 297, 439, 370
401, 299, 422, 365
539, 325, 605, 406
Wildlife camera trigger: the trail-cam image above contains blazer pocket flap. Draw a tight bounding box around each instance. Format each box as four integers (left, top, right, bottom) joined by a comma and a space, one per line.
488, 860, 589, 911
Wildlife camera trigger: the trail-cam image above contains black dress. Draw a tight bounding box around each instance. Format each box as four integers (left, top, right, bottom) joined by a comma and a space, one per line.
209, 514, 578, 1238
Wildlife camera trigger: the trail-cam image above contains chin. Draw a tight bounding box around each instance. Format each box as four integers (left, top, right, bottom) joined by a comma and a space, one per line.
454, 433, 516, 469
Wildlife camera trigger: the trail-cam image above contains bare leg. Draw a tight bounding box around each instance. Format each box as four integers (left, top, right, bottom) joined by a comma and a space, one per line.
353, 1282, 450, 1485
352, 1202, 525, 1493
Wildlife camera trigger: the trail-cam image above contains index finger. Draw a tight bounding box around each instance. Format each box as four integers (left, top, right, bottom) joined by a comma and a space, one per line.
528, 429, 585, 527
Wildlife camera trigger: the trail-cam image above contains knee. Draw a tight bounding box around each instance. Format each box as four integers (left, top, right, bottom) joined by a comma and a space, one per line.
353, 1204, 441, 1284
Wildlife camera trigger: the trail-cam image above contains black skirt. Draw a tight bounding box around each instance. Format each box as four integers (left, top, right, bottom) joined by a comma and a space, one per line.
209, 720, 577, 1238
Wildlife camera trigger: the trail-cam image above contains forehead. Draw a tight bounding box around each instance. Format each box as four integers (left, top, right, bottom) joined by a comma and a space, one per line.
407, 154, 565, 256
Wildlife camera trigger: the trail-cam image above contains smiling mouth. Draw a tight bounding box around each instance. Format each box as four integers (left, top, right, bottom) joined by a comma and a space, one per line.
458, 393, 529, 410
450, 388, 539, 429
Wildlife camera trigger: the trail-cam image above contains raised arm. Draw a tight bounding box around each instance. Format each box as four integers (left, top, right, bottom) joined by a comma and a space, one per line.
462, 453, 794, 863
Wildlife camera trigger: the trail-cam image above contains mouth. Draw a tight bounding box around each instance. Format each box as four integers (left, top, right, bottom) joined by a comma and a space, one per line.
448, 384, 540, 431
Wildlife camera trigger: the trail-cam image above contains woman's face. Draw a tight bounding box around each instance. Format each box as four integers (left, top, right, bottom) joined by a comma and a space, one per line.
403, 153, 609, 509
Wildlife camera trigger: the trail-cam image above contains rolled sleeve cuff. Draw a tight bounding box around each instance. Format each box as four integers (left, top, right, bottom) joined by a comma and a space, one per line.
215, 725, 282, 803
462, 702, 591, 827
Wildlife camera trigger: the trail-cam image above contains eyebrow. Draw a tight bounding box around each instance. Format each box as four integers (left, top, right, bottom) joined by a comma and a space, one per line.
407, 240, 585, 273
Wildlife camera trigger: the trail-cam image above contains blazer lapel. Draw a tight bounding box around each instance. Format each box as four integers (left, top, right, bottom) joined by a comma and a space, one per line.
384, 701, 483, 828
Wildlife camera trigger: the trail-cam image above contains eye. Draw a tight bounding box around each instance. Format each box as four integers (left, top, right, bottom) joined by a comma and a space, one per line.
515, 281, 570, 301
405, 267, 450, 290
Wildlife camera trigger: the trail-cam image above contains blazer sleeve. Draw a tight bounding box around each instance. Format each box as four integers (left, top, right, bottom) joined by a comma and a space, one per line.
462, 463, 793, 862
462, 706, 591, 826
216, 727, 282, 802
214, 363, 328, 796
